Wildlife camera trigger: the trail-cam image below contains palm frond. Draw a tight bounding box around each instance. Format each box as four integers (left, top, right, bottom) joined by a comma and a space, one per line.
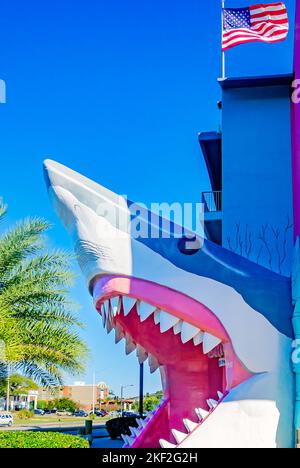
0, 206, 89, 388
0, 199, 7, 223
0, 218, 50, 278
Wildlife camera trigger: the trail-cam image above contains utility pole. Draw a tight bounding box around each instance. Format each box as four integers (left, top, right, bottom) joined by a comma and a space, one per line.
120, 384, 133, 416
6, 364, 10, 412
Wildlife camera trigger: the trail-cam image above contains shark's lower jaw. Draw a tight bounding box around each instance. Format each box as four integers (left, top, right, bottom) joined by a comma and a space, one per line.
93, 275, 253, 448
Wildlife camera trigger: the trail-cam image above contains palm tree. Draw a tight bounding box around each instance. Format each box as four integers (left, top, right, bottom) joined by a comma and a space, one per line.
0, 200, 88, 387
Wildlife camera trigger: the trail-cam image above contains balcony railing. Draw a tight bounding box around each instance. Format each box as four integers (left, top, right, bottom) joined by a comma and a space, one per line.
202, 191, 222, 212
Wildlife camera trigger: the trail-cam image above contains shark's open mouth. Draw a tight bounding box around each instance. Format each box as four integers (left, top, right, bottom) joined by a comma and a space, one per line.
93, 275, 252, 448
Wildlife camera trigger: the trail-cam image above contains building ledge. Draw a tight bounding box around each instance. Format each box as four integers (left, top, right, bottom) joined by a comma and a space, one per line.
218, 73, 294, 90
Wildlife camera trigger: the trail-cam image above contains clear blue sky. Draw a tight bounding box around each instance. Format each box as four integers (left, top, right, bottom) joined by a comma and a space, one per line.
0, 0, 296, 397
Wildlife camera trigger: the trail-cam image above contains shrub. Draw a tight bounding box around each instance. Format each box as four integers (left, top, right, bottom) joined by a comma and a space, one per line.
0, 432, 89, 448
16, 409, 34, 420
52, 398, 78, 413
106, 417, 140, 440
37, 400, 47, 410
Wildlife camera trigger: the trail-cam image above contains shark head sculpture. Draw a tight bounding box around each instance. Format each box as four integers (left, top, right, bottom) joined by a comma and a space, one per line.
44, 159, 295, 448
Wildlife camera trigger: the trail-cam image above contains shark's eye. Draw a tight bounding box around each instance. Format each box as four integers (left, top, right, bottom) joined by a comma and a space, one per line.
177, 235, 201, 255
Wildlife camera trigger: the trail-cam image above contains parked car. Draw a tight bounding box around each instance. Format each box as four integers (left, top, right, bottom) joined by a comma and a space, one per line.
44, 409, 56, 414
94, 410, 108, 417
122, 411, 140, 418
34, 409, 45, 416
56, 410, 72, 416
0, 413, 13, 427
73, 410, 88, 418
90, 410, 103, 417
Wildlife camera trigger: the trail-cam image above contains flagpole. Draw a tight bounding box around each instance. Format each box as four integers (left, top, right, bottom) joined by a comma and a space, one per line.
221, 0, 226, 79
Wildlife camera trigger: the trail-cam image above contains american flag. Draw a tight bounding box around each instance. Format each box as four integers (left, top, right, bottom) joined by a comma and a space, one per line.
222, 2, 289, 51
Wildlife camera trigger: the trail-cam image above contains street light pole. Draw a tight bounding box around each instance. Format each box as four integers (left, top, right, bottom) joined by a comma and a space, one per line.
120, 384, 133, 417
120, 385, 123, 417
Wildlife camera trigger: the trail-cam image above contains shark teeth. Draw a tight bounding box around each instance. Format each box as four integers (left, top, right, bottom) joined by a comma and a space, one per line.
101, 308, 106, 328
153, 310, 161, 325
171, 429, 187, 444
122, 297, 137, 316
159, 311, 180, 333
203, 333, 222, 354
207, 398, 218, 409
106, 304, 114, 334
138, 302, 156, 322
125, 334, 136, 355
193, 331, 204, 346
129, 426, 141, 437
181, 322, 201, 344
99, 296, 224, 395
121, 391, 221, 448
121, 434, 135, 446
102, 296, 223, 353
101, 302, 108, 328
159, 439, 176, 448
148, 354, 160, 373
173, 320, 182, 335
136, 418, 147, 429
183, 418, 199, 432
110, 297, 121, 316
136, 345, 148, 364
114, 324, 124, 344
195, 407, 209, 421
162, 403, 222, 449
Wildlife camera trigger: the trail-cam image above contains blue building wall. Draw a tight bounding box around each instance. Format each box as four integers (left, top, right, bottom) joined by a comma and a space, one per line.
222, 83, 294, 276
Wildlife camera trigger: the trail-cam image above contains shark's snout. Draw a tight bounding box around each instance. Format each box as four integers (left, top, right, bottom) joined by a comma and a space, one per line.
44, 160, 133, 285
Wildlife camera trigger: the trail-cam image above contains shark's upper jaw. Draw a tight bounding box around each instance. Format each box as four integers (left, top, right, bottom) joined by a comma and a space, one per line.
93, 275, 252, 448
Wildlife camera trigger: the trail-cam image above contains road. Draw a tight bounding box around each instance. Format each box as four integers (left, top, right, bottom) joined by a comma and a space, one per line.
0, 422, 124, 448
0, 422, 106, 431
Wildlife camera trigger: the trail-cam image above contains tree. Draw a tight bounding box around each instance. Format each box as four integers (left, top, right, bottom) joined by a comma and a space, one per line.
0, 200, 88, 386
0, 373, 38, 397
132, 394, 161, 412
52, 398, 78, 412
37, 400, 47, 410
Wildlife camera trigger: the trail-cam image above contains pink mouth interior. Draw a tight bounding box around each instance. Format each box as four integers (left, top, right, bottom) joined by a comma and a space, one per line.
93, 275, 252, 448
117, 302, 223, 447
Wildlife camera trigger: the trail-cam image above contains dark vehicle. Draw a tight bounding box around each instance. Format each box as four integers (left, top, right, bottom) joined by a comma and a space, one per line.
106, 416, 144, 440
122, 411, 140, 418
34, 409, 45, 415
73, 410, 88, 418
90, 410, 108, 417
